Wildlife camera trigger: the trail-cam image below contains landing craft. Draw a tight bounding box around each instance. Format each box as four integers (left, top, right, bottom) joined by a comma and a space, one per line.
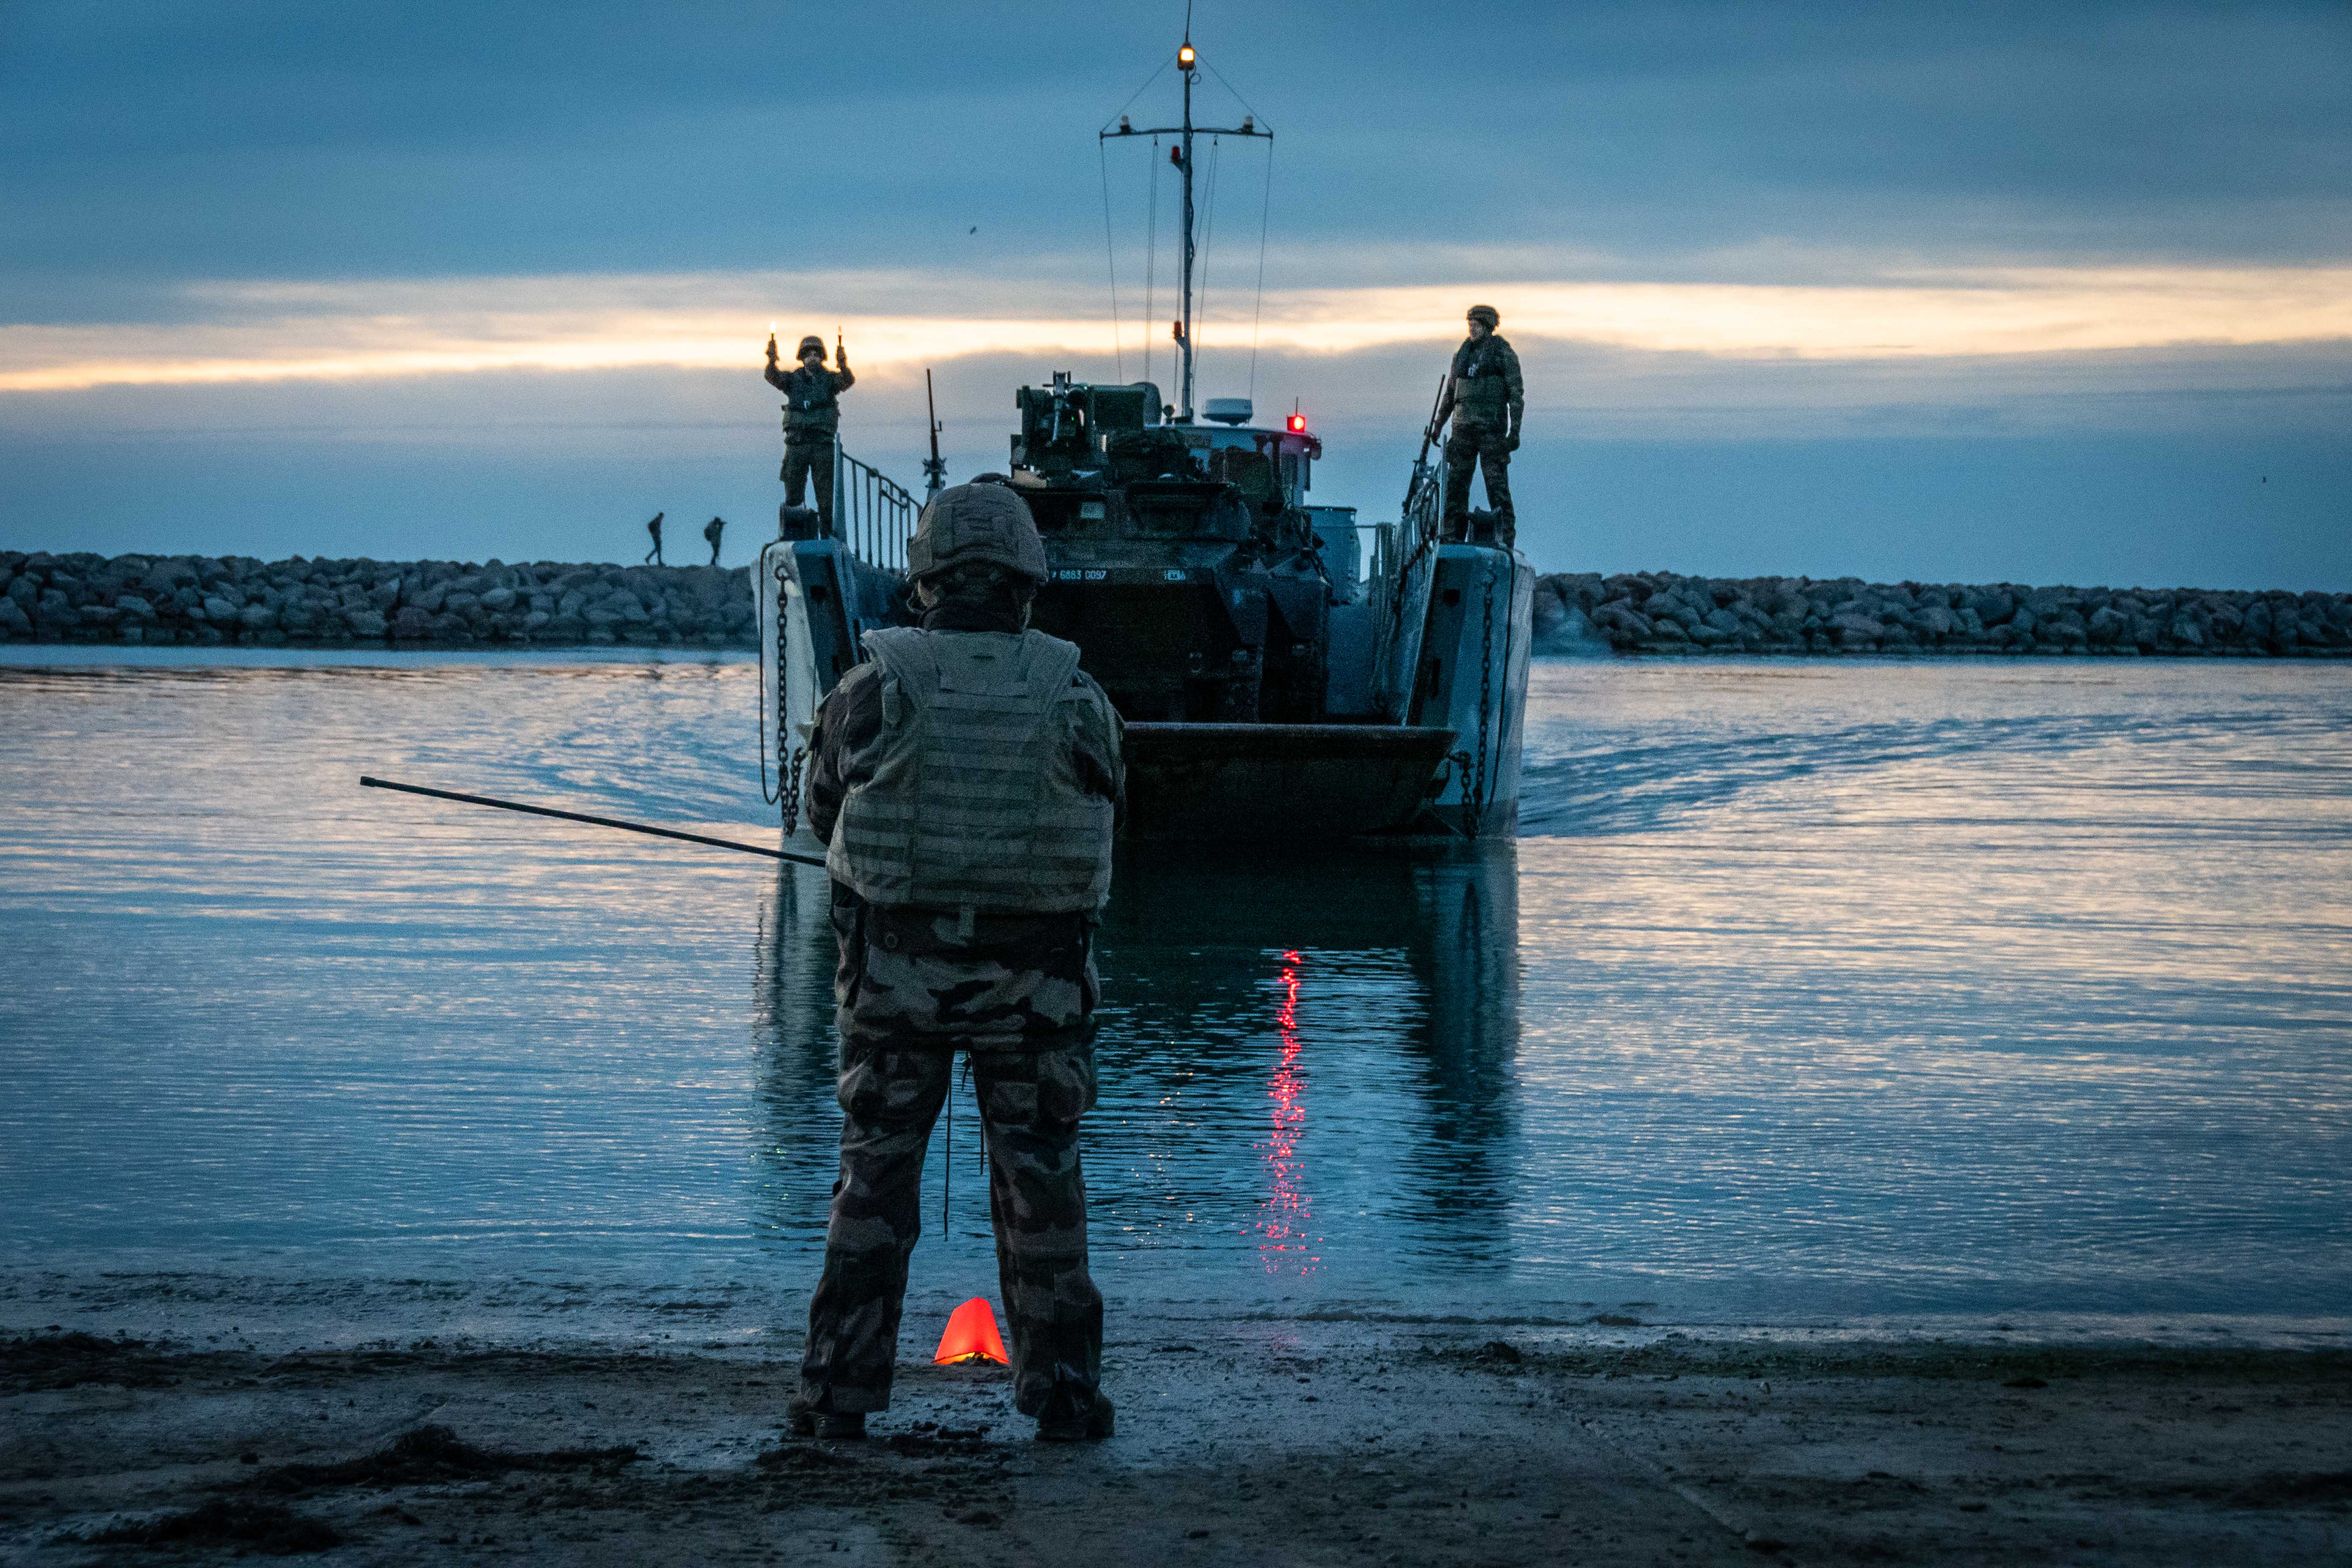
757, 30, 1533, 844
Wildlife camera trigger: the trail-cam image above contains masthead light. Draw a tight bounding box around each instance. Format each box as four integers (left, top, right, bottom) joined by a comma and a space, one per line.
1178, 42, 1195, 67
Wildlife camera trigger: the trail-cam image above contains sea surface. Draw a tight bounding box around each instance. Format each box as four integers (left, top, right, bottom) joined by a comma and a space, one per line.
3, 648, 2348, 1345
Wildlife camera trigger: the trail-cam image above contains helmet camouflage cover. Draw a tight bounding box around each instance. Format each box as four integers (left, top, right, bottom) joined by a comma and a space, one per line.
1466, 304, 1500, 328
797, 334, 826, 359
906, 481, 1049, 585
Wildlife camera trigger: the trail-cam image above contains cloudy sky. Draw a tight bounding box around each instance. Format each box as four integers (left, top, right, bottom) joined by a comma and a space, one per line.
3, 0, 2347, 586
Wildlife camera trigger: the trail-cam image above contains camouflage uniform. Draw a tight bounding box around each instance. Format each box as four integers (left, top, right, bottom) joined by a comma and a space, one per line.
797, 586, 1123, 1425
1438, 313, 1524, 548
766, 339, 855, 535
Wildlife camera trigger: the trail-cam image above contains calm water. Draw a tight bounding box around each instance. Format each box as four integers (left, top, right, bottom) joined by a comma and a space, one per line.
3, 648, 2348, 1339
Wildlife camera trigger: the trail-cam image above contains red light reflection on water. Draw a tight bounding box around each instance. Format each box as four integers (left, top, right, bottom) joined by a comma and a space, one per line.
1255, 949, 1320, 1273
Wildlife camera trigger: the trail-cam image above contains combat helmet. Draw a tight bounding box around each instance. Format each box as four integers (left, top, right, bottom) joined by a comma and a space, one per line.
906, 480, 1049, 585
796, 334, 826, 360
1466, 304, 1500, 329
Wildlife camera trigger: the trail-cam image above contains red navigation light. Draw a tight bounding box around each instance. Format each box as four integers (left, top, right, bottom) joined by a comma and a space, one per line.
1287, 412, 1307, 433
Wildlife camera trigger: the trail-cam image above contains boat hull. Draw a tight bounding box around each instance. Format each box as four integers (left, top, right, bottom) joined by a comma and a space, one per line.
1121, 722, 1456, 839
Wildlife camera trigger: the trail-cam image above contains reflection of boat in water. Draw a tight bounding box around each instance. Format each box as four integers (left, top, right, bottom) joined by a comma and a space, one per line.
748, 841, 1521, 1274
757, 28, 1532, 846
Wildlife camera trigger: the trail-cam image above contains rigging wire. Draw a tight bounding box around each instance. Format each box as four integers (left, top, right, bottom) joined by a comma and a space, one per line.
1203, 62, 1266, 125
1096, 138, 1124, 383
1197, 135, 1222, 391
1143, 137, 1160, 396
1247, 137, 1273, 405
1100, 56, 1173, 133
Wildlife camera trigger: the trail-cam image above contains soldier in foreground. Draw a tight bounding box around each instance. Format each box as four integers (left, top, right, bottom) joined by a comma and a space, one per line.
790, 480, 1124, 1444
1437, 304, 1523, 549
765, 333, 855, 536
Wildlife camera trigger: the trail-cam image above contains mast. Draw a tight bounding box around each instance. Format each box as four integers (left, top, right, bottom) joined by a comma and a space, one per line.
1179, 37, 1195, 421
1102, 31, 1269, 424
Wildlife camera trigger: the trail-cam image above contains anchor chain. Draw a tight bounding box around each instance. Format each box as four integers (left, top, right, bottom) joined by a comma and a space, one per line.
781, 744, 806, 839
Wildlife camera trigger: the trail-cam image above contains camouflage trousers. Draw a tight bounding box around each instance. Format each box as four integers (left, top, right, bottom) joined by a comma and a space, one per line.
1443, 427, 1514, 547
800, 893, 1103, 1419
780, 439, 836, 534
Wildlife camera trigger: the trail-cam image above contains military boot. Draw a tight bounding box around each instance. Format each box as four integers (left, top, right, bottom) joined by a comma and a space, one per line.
1034, 1388, 1114, 1443
786, 1395, 867, 1441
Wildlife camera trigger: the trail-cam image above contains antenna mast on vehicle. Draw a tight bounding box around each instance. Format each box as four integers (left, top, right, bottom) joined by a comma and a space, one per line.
922, 368, 946, 497
1101, 28, 1269, 423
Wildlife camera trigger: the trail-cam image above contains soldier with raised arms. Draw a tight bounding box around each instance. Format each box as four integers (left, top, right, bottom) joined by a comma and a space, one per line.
789, 479, 1124, 1444
1437, 304, 1524, 549
766, 332, 856, 536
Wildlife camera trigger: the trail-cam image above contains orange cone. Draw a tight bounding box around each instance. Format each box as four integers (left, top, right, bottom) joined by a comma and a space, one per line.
933, 1297, 1010, 1365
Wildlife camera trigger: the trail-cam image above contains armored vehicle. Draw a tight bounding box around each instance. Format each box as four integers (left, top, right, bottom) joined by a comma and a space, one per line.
758, 33, 1531, 844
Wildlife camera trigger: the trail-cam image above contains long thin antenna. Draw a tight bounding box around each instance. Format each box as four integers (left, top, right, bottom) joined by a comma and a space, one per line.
923, 368, 946, 496
1097, 140, 1126, 383
1247, 138, 1273, 405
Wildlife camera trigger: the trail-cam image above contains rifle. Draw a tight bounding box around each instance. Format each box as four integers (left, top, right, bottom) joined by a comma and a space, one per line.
1404, 372, 1448, 518
922, 368, 947, 496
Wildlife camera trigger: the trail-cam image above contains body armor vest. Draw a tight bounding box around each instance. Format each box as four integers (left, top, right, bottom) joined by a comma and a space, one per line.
781, 368, 840, 438
1451, 339, 1510, 427
827, 626, 1115, 914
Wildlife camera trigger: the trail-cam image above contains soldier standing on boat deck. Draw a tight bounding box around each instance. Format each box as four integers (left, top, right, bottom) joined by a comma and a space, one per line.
789, 479, 1124, 1445
1437, 304, 1523, 549
766, 334, 855, 536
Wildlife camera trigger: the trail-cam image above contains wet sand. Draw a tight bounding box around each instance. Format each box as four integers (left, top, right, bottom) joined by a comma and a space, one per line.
5, 1324, 2347, 1564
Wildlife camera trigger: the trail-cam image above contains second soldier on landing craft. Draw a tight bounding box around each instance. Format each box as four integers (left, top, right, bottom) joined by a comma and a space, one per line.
766, 332, 856, 536
789, 479, 1123, 1446
1437, 304, 1524, 550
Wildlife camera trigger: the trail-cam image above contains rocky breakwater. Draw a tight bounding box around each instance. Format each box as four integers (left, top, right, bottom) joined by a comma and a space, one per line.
0, 552, 760, 648
1535, 572, 2352, 658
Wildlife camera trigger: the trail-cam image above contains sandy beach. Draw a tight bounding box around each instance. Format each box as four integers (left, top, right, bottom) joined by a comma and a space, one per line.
7, 1320, 2348, 1565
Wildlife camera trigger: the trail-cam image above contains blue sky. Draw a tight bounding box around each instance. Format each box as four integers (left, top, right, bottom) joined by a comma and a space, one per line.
3, 0, 2347, 585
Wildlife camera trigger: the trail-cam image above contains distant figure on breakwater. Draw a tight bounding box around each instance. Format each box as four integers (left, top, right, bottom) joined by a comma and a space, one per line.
703, 516, 726, 566
643, 512, 665, 566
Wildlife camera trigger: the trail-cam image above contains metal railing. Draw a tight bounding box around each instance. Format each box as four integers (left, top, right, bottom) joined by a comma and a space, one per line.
834, 440, 918, 572
1374, 454, 1444, 632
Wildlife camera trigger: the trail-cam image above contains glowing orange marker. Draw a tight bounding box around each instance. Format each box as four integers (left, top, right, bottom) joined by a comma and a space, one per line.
933, 1297, 1010, 1365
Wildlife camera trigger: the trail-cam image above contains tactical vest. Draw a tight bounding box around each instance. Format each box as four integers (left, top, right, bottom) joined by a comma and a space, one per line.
1451, 339, 1510, 427
827, 626, 1116, 914
781, 368, 840, 439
